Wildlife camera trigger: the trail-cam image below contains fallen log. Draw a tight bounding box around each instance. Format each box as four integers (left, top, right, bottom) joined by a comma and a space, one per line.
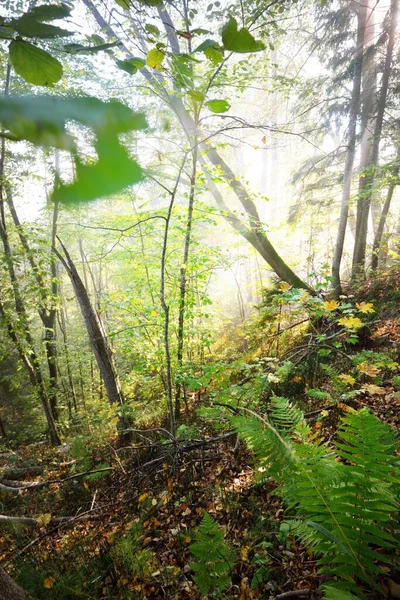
0, 567, 26, 600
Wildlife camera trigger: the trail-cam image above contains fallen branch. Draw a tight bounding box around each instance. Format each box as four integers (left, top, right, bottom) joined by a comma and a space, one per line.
0, 513, 94, 526
0, 466, 113, 493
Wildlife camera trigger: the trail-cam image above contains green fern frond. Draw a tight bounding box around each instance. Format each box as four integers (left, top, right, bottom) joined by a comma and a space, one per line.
233, 400, 399, 598
189, 512, 234, 597
270, 396, 306, 431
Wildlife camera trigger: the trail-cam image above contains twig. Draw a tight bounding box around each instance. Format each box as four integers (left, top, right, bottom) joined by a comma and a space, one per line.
274, 590, 312, 599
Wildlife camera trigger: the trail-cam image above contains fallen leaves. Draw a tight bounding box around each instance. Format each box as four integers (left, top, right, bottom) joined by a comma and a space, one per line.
43, 576, 56, 589
323, 300, 339, 311
356, 301, 375, 314
338, 316, 363, 330
357, 362, 380, 377
37, 513, 52, 526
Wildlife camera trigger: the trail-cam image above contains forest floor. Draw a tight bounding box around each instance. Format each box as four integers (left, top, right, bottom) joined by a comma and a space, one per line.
1, 277, 400, 600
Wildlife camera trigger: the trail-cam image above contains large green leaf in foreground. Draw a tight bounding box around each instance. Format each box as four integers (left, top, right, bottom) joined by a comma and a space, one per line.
0, 95, 147, 204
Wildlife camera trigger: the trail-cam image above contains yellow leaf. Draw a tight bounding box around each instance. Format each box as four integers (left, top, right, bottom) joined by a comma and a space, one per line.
357, 362, 380, 377
338, 316, 363, 330
261, 135, 267, 144
43, 576, 56, 589
363, 384, 386, 395
241, 545, 251, 562
356, 302, 375, 314
320, 410, 329, 417
138, 493, 148, 503
147, 48, 164, 69
37, 513, 52, 526
323, 299, 339, 311
151, 310, 157, 316
338, 374, 356, 385
279, 282, 291, 292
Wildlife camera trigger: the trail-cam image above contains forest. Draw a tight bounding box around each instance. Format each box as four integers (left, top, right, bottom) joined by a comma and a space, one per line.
0, 0, 399, 598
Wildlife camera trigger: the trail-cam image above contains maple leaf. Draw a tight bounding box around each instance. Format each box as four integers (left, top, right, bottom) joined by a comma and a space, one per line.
37, 513, 52, 526
357, 362, 380, 377
279, 282, 291, 292
338, 374, 356, 385
323, 299, 339, 311
338, 316, 363, 330
43, 576, 56, 589
356, 302, 375, 314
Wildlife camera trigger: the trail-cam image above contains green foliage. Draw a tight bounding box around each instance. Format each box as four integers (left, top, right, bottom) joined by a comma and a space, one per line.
232, 398, 399, 598
206, 99, 231, 113
393, 375, 400, 390
9, 41, 63, 85
190, 512, 234, 597
222, 17, 265, 53
0, 95, 147, 204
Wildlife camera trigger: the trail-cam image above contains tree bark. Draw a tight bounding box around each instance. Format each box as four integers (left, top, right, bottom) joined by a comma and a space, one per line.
371, 146, 400, 270
175, 143, 198, 419
0, 568, 26, 600
54, 239, 125, 410
331, 3, 365, 296
352, 0, 398, 275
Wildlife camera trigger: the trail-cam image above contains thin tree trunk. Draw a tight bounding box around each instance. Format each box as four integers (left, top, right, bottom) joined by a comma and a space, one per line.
0, 302, 60, 445
0, 70, 60, 444
371, 146, 400, 270
352, 0, 398, 274
175, 143, 198, 419
159, 158, 187, 437
331, 3, 365, 296
5, 163, 60, 421
54, 239, 125, 413
57, 291, 78, 413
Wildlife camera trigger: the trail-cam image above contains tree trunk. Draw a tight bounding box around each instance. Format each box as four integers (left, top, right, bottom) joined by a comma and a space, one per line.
371, 146, 400, 270
331, 3, 365, 296
0, 568, 26, 600
175, 144, 198, 419
352, 0, 398, 275
54, 239, 125, 410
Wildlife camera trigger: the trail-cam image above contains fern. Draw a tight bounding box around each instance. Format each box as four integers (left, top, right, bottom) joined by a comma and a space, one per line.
231, 398, 399, 598
189, 512, 234, 597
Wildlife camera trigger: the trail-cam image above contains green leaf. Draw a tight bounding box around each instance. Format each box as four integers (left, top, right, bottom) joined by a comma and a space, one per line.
0, 25, 15, 39
10, 16, 72, 38
139, 0, 162, 5
307, 521, 352, 557
194, 38, 219, 52
206, 99, 230, 113
0, 96, 146, 143
188, 90, 205, 102
222, 17, 265, 53
146, 48, 164, 69
53, 133, 143, 204
64, 41, 120, 54
25, 3, 72, 21
116, 57, 145, 74
205, 46, 224, 65
145, 24, 160, 37
115, 0, 130, 8
9, 40, 62, 86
